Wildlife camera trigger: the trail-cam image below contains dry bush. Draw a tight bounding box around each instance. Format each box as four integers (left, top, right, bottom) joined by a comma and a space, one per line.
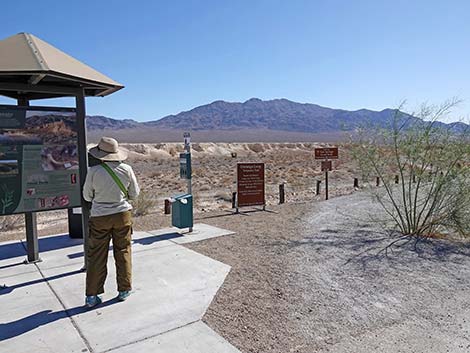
131, 191, 157, 217
0, 214, 23, 231
248, 143, 265, 153
198, 185, 211, 191
214, 191, 232, 202
191, 143, 204, 152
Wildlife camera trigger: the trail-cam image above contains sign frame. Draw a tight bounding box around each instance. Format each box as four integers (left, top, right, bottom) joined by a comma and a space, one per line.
315, 147, 339, 160
236, 162, 265, 211
0, 104, 81, 216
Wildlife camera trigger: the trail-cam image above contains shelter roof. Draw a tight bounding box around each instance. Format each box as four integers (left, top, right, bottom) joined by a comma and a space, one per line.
0, 33, 123, 99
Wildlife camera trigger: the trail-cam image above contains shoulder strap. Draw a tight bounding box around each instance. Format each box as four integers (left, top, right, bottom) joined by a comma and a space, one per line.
101, 163, 129, 199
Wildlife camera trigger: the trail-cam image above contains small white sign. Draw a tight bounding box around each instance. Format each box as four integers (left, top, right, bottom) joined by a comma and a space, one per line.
183, 132, 191, 146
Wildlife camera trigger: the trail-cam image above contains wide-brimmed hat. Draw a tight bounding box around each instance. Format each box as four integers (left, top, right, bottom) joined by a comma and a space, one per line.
89, 137, 128, 161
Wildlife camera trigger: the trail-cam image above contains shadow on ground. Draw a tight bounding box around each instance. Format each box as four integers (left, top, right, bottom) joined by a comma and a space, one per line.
270, 226, 470, 271
0, 299, 119, 341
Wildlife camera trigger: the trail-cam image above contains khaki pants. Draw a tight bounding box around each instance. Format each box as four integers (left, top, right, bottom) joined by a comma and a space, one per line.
86, 211, 133, 296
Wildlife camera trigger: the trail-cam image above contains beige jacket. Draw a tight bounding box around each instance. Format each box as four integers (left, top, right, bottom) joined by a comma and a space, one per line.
83, 162, 140, 217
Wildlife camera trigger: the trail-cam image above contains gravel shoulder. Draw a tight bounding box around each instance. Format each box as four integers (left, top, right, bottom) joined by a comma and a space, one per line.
186, 192, 470, 353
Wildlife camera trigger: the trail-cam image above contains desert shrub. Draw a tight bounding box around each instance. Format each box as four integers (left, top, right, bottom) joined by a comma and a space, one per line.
191, 143, 204, 152
198, 185, 211, 191
214, 191, 232, 202
131, 191, 157, 217
248, 143, 264, 153
352, 100, 470, 238
0, 214, 23, 231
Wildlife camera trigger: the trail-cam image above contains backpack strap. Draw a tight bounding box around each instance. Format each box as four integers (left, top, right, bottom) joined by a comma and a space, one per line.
101, 163, 129, 199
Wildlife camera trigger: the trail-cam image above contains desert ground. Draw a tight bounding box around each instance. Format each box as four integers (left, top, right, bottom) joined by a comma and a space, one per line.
1, 142, 469, 352
1, 142, 360, 240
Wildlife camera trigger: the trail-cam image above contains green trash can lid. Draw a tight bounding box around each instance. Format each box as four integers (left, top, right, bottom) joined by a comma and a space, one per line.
173, 193, 192, 200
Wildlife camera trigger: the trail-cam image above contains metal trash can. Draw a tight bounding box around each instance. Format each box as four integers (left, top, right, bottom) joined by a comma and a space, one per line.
171, 194, 193, 229
68, 208, 83, 238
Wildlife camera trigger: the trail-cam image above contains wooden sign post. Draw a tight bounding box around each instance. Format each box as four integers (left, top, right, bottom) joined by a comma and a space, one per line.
315, 147, 338, 200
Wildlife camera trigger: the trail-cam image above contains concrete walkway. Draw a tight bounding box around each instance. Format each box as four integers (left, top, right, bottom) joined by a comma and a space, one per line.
0, 224, 240, 353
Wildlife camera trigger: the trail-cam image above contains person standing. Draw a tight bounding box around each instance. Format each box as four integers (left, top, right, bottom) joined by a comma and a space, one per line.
83, 137, 140, 308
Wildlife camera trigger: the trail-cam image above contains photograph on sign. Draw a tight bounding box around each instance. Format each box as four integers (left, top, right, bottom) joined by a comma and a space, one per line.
0, 105, 81, 215
237, 163, 265, 208
315, 147, 339, 160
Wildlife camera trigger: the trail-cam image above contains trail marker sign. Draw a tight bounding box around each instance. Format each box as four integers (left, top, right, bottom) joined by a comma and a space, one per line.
237, 163, 265, 209
315, 147, 338, 201
315, 147, 338, 160
321, 160, 332, 171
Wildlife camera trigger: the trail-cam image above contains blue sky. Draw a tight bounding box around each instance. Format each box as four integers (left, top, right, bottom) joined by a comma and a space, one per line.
1, 0, 469, 122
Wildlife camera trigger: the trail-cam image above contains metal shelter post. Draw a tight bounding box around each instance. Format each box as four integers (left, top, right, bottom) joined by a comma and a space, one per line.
325, 165, 329, 201
76, 90, 90, 269
18, 96, 40, 263
184, 133, 193, 233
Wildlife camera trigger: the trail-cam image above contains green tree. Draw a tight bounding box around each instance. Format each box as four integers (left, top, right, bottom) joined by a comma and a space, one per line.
353, 100, 470, 238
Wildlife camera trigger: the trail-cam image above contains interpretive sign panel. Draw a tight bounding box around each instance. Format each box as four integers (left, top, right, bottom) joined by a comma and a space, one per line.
237, 163, 265, 208
315, 147, 339, 160
0, 105, 81, 215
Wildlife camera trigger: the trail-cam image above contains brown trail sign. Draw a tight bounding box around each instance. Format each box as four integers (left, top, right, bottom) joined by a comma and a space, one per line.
315, 147, 339, 201
236, 163, 265, 211
321, 160, 332, 171
315, 147, 339, 160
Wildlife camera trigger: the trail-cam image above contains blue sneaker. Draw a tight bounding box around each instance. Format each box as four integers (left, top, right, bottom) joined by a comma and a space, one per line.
118, 290, 131, 301
85, 295, 102, 308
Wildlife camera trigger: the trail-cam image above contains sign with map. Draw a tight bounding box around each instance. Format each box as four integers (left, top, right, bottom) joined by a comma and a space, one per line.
237, 163, 265, 208
0, 105, 81, 215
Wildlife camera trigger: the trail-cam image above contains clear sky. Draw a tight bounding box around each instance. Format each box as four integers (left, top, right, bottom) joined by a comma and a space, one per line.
1, 0, 469, 122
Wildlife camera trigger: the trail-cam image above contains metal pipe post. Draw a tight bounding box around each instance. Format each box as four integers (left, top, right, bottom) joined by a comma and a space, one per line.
354, 178, 359, 189
184, 135, 193, 232
279, 184, 285, 204
18, 96, 40, 263
76, 90, 90, 269
325, 170, 329, 200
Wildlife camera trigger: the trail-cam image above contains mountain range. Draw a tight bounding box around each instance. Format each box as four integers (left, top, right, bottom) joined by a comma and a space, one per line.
85, 98, 468, 142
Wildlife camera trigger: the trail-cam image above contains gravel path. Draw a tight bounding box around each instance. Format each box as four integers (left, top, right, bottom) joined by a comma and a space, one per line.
187, 192, 470, 353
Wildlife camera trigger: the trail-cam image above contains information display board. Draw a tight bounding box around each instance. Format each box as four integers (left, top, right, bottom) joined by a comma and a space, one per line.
179, 152, 192, 179
237, 163, 265, 208
0, 105, 81, 215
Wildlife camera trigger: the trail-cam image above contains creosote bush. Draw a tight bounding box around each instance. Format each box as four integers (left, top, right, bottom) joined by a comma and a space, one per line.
0, 214, 23, 232
131, 190, 157, 217
353, 100, 470, 238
